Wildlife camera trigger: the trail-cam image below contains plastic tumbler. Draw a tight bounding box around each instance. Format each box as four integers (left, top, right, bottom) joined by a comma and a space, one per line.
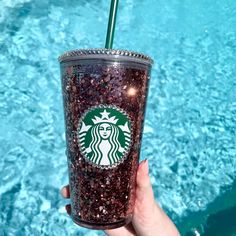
59, 49, 153, 229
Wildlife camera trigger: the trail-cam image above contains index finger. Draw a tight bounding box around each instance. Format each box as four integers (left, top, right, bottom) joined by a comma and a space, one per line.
60, 185, 70, 198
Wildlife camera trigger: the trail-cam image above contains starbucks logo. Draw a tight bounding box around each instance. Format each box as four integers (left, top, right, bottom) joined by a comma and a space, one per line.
78, 105, 132, 167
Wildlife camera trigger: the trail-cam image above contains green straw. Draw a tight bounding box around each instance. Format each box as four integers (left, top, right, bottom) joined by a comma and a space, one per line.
105, 0, 119, 49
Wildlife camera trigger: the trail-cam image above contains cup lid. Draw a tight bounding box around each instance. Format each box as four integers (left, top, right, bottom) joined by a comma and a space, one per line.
58, 48, 154, 65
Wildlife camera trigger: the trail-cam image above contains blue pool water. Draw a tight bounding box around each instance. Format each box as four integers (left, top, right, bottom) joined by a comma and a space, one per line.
0, 0, 236, 235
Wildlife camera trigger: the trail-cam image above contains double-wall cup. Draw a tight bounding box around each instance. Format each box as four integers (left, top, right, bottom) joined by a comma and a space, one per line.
59, 49, 153, 230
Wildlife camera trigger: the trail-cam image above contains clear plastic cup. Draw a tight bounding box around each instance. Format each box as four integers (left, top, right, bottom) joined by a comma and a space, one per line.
59, 49, 153, 230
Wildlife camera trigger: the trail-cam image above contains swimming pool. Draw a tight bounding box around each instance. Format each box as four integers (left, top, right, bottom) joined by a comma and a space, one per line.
0, 0, 236, 235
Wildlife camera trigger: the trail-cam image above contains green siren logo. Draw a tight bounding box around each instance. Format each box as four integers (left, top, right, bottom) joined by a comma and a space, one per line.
78, 106, 132, 167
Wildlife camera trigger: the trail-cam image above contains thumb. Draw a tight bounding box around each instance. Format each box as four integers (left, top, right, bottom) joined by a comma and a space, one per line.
133, 159, 157, 227
135, 159, 156, 208
133, 160, 181, 236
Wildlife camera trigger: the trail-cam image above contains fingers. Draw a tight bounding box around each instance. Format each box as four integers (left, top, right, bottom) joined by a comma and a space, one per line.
61, 185, 70, 198
65, 204, 71, 215
61, 185, 71, 215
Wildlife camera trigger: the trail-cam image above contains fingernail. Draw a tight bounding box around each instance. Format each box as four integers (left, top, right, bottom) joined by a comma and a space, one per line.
60, 186, 67, 197
65, 204, 71, 215
144, 159, 149, 175
60, 187, 65, 195
138, 159, 149, 175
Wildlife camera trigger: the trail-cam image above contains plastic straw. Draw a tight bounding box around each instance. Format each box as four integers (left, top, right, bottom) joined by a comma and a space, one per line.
105, 0, 119, 49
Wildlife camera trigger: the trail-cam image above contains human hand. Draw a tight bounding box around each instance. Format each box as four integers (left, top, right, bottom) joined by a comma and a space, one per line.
61, 160, 180, 236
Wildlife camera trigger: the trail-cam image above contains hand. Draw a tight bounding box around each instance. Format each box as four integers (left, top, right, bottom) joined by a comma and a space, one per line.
61, 160, 180, 236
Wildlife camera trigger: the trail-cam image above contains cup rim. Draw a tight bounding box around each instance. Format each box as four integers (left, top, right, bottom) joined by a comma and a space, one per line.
58, 48, 154, 65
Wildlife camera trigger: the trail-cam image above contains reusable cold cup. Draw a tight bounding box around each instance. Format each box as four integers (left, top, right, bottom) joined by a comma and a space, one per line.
59, 49, 153, 230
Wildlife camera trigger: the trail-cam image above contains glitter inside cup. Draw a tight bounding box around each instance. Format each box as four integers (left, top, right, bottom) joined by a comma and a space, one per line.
59, 49, 153, 230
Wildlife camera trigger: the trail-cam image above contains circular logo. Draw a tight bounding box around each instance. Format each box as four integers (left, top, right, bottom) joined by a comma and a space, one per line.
78, 105, 132, 167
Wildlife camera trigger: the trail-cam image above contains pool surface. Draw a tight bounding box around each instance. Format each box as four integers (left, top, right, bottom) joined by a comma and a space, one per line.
0, 0, 236, 235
